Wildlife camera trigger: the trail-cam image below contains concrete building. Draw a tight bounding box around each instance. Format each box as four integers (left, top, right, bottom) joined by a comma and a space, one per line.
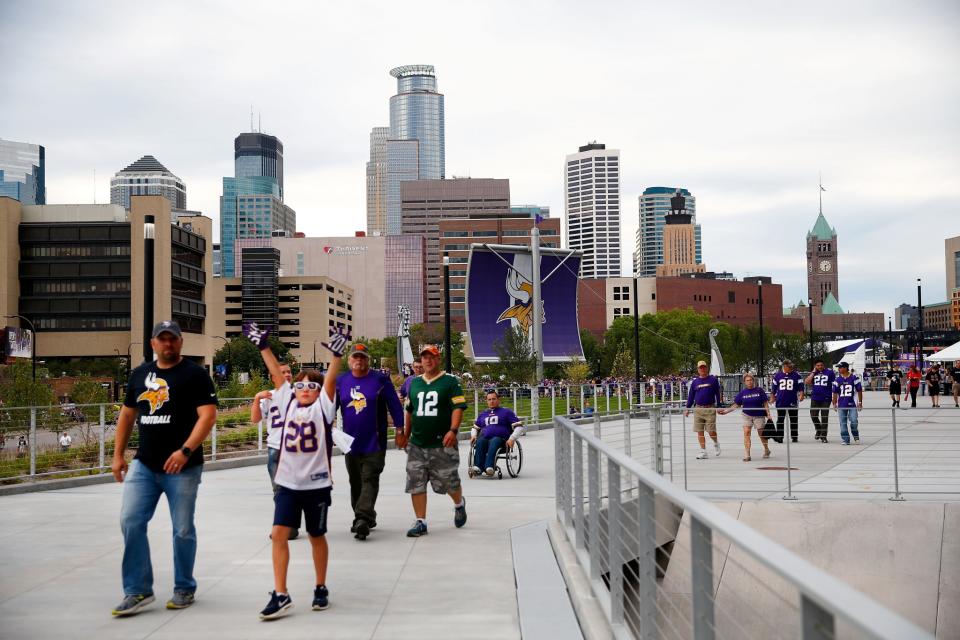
511, 204, 551, 219
401, 178, 510, 324
110, 155, 186, 211
922, 301, 953, 332
806, 211, 839, 306
366, 127, 389, 235
946, 236, 960, 329
656, 190, 705, 277
0, 139, 45, 205
439, 216, 561, 331
634, 187, 702, 278
0, 195, 215, 367
895, 302, 919, 331
564, 143, 621, 279
787, 294, 884, 333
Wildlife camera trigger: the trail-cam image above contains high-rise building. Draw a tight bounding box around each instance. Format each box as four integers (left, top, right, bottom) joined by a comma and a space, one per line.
511, 205, 551, 219
401, 178, 510, 323
0, 139, 45, 205
367, 65, 445, 236
634, 187, 702, 277
235, 133, 284, 199
656, 190, 705, 277
110, 155, 186, 211
564, 143, 621, 279
944, 236, 960, 329
806, 211, 839, 306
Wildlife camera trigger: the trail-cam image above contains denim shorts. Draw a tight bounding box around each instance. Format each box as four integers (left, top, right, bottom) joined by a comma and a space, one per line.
273, 485, 331, 537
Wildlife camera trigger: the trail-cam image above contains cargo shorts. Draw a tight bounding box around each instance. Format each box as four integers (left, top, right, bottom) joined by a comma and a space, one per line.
692, 407, 717, 432
405, 443, 461, 495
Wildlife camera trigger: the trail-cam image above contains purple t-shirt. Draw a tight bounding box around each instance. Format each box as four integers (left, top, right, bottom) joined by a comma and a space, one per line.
399, 375, 415, 399
686, 375, 721, 408
772, 370, 803, 406
832, 374, 862, 408
809, 369, 836, 403
336, 371, 405, 455
734, 387, 768, 417
474, 406, 521, 440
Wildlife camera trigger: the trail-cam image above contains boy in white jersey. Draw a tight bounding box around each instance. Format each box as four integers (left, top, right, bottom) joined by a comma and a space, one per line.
244, 322, 348, 620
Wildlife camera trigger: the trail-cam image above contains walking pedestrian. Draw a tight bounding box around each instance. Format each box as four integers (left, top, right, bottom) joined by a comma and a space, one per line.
17, 434, 27, 458
59, 431, 72, 452
684, 360, 721, 460
951, 360, 960, 408
771, 360, 804, 443
110, 321, 218, 617
398, 358, 423, 403
250, 361, 299, 540
336, 342, 404, 541
886, 364, 903, 408
925, 364, 943, 408
832, 361, 863, 445
905, 364, 922, 408
804, 359, 834, 443
718, 373, 771, 461
396, 345, 468, 537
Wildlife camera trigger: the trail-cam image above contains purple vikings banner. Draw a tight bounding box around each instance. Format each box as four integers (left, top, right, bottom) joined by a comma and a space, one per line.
466, 246, 583, 362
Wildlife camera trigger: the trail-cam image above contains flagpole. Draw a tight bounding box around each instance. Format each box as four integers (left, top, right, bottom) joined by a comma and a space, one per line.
531, 225, 544, 382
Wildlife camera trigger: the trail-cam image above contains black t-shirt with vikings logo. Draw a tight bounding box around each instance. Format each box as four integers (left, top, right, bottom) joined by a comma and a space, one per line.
124, 359, 217, 472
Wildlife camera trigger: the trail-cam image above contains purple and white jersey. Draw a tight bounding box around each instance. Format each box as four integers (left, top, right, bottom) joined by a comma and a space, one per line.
262, 387, 293, 451
809, 369, 836, 403
272, 382, 337, 491
772, 370, 803, 406
832, 374, 862, 408
474, 406, 522, 440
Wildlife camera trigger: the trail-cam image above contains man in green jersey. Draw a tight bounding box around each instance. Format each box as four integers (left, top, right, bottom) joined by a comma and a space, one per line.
396, 345, 468, 537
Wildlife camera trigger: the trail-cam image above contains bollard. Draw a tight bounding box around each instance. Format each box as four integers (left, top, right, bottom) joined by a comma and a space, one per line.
99, 404, 106, 472
890, 407, 905, 501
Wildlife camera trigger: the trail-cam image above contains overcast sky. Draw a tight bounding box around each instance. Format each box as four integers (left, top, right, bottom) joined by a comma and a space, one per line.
3, 0, 959, 316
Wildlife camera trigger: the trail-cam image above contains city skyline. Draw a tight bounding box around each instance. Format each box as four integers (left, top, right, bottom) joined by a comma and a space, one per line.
3, 0, 959, 315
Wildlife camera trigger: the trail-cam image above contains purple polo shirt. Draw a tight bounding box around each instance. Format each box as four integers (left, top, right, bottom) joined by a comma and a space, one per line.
686, 375, 721, 408
832, 374, 862, 408
336, 370, 405, 455
809, 369, 836, 403
772, 370, 803, 406
474, 407, 521, 440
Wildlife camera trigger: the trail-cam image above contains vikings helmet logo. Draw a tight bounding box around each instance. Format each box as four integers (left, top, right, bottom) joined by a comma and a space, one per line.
137, 372, 170, 414
497, 268, 545, 336
347, 387, 367, 414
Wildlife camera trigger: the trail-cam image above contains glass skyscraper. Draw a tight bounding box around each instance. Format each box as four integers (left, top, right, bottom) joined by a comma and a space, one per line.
633, 186, 702, 277
235, 133, 284, 199
219, 176, 295, 278
0, 138, 45, 205
110, 155, 186, 210
366, 127, 389, 234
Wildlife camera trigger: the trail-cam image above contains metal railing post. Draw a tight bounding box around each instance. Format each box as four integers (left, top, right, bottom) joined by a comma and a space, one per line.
580, 385, 585, 415
211, 425, 218, 462
617, 384, 622, 412
573, 435, 585, 549
691, 516, 716, 640
512, 387, 518, 415
29, 408, 37, 478
801, 594, 835, 640
99, 404, 106, 472
605, 383, 611, 414
627, 383, 633, 409
474, 388, 479, 422
651, 406, 664, 475
566, 385, 571, 415
531, 386, 539, 424
551, 386, 556, 421
593, 412, 601, 439
890, 407, 905, 501
624, 410, 632, 458
560, 424, 571, 525
555, 418, 563, 516
683, 410, 689, 491
784, 410, 797, 500
587, 444, 600, 581
608, 460, 624, 627
637, 480, 656, 640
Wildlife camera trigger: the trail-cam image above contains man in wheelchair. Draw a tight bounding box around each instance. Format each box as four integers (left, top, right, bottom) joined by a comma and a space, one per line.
470, 390, 524, 477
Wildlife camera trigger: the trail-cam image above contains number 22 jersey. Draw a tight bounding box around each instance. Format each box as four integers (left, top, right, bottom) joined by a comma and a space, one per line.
272, 382, 337, 491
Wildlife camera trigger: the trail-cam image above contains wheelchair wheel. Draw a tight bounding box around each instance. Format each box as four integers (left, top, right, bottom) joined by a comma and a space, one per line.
504, 440, 522, 478
467, 441, 477, 478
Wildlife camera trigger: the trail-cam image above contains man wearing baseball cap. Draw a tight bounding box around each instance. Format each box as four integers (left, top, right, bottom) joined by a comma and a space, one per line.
831, 361, 863, 445
684, 360, 722, 460
335, 342, 404, 540
396, 345, 469, 537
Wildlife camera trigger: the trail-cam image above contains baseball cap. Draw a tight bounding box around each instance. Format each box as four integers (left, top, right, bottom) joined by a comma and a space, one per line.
420, 344, 441, 357
349, 343, 370, 358
838, 361, 849, 368
697, 360, 708, 368
151, 320, 182, 338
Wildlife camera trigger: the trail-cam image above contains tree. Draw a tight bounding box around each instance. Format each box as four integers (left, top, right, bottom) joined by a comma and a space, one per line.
214, 336, 295, 380
0, 360, 59, 437
71, 376, 110, 421
579, 329, 603, 378
564, 357, 592, 384
493, 326, 538, 385
409, 323, 469, 373
610, 342, 635, 379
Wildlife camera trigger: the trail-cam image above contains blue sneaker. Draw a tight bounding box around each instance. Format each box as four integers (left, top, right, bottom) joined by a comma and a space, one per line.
259, 591, 293, 620
312, 585, 329, 611
454, 499, 467, 528
406, 520, 428, 537
112, 593, 155, 617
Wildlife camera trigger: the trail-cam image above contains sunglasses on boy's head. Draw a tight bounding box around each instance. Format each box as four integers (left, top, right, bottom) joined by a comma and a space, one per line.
294, 381, 321, 391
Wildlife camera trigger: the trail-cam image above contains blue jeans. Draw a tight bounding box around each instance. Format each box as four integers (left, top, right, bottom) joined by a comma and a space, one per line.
474, 436, 506, 470
267, 446, 280, 493
838, 408, 860, 443
120, 459, 202, 596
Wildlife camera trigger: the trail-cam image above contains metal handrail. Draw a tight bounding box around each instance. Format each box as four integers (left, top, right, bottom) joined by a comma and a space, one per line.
554, 414, 931, 640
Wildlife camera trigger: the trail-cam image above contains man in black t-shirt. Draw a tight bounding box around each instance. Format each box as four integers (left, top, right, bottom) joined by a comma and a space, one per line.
886, 366, 902, 408
950, 361, 960, 408
110, 321, 217, 617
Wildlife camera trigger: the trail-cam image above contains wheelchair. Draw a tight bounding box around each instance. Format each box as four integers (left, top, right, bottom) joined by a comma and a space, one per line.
467, 437, 523, 479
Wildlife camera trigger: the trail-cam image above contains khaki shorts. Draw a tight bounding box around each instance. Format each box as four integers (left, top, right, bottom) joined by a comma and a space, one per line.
692, 407, 717, 432
405, 443, 461, 495
953, 383, 960, 395
743, 416, 767, 431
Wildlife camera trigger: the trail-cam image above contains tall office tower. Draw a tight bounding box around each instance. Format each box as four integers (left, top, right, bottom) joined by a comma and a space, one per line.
241, 247, 281, 330
634, 187, 702, 277
656, 190, 706, 277
0, 139, 45, 205
110, 155, 186, 210
806, 211, 839, 306
235, 133, 284, 199
366, 127, 389, 234
564, 143, 621, 279
400, 178, 510, 323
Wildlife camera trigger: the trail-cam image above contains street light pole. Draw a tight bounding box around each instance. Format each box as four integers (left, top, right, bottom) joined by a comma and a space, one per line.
632, 276, 641, 388
916, 278, 923, 371
757, 281, 765, 380
5, 314, 36, 381
443, 255, 452, 373
807, 298, 814, 370
888, 317, 892, 367
142, 214, 155, 363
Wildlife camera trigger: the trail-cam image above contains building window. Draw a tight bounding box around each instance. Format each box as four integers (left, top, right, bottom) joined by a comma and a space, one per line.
728, 291, 735, 303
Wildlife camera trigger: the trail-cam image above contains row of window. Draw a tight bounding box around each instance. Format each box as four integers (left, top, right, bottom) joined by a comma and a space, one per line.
22, 279, 130, 294
33, 316, 131, 331
22, 245, 130, 258
21, 261, 131, 278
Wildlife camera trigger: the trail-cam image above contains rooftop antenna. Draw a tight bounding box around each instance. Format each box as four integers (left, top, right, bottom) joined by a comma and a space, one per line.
258, 112, 262, 133
250, 105, 254, 132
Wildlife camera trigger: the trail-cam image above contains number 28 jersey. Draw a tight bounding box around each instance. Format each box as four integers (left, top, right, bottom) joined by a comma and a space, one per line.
272, 382, 337, 491
405, 373, 468, 449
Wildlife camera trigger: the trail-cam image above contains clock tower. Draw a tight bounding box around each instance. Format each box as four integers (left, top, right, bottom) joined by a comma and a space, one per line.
806, 211, 839, 306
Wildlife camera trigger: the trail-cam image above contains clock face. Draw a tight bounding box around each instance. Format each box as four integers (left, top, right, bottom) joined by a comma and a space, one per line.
819, 260, 832, 272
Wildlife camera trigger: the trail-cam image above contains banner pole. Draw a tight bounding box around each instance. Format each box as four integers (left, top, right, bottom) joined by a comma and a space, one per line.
531, 226, 544, 382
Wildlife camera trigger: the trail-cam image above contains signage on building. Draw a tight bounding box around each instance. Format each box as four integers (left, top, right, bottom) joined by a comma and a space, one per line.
466, 246, 583, 362
4, 327, 33, 359
323, 246, 368, 255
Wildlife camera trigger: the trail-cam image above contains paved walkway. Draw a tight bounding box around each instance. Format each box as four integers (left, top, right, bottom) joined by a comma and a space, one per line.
0, 430, 558, 640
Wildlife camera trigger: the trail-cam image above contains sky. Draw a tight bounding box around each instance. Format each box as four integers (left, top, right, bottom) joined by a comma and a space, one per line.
3, 0, 959, 316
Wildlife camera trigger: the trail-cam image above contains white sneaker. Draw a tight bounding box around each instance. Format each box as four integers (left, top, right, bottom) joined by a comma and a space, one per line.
714, 443, 721, 457
484, 467, 495, 476
696, 450, 708, 460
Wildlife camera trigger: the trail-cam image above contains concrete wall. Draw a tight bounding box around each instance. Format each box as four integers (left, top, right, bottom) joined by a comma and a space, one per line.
0, 197, 21, 323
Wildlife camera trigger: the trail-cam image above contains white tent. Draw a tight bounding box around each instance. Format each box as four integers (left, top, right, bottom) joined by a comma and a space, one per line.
928, 340, 960, 362
837, 343, 866, 376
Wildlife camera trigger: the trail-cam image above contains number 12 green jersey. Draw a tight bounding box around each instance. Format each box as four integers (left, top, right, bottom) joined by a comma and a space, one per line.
405, 373, 468, 448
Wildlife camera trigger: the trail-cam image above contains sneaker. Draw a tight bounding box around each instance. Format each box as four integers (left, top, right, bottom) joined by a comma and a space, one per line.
454, 499, 467, 528
822, 438, 829, 444
714, 443, 721, 457
312, 585, 329, 611
354, 521, 369, 541
472, 466, 482, 475
484, 467, 495, 477
259, 591, 293, 620
406, 520, 428, 537
166, 590, 195, 610
842, 441, 850, 446
762, 449, 771, 459
112, 593, 155, 617
853, 437, 860, 444
696, 450, 708, 460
